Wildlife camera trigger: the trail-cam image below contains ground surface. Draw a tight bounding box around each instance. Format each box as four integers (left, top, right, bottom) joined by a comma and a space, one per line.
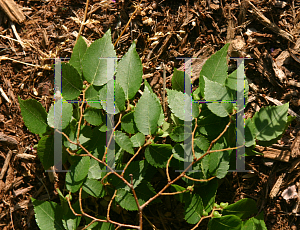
0, 0, 300, 229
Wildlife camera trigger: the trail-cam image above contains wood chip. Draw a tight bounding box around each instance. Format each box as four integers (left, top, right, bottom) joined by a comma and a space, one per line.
270, 172, 286, 198
15, 153, 36, 160
0, 150, 13, 180
269, 54, 287, 83
0, 132, 18, 148
255, 145, 290, 162
288, 80, 300, 88
291, 131, 300, 158
14, 186, 34, 196
0, 0, 25, 24
276, 50, 290, 66
248, 1, 294, 43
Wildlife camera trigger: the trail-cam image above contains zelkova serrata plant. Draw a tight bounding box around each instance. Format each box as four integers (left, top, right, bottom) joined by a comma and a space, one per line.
18, 29, 291, 229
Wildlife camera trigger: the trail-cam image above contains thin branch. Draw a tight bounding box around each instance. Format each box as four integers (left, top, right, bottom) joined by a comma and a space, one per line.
107, 190, 117, 221
183, 175, 216, 182
161, 185, 194, 195
140, 114, 233, 210
102, 113, 123, 162
121, 139, 151, 177
190, 212, 212, 230
121, 146, 142, 177
166, 154, 173, 182
76, 0, 90, 43
60, 128, 140, 202
82, 220, 97, 230
208, 145, 244, 154
100, 172, 112, 185
192, 117, 198, 160
77, 84, 90, 143
66, 192, 82, 217
113, 0, 142, 47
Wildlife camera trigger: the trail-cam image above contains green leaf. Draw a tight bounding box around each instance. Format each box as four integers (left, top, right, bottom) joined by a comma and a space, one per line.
222, 198, 258, 219
172, 68, 185, 92
82, 29, 116, 86
115, 189, 138, 211
245, 118, 257, 147
63, 121, 91, 150
225, 62, 245, 93
31, 197, 64, 230
69, 36, 87, 75
84, 216, 115, 229
194, 135, 210, 151
144, 80, 165, 126
116, 181, 161, 211
252, 103, 289, 141
199, 43, 230, 97
208, 215, 242, 230
225, 68, 238, 91
170, 184, 191, 203
84, 107, 103, 126
130, 133, 145, 147
172, 143, 192, 162
82, 178, 105, 198
201, 140, 229, 179
62, 201, 82, 230
47, 100, 73, 129
98, 80, 125, 114
162, 120, 172, 131
166, 89, 198, 121
116, 42, 143, 99
242, 212, 267, 230
108, 160, 147, 191
37, 135, 67, 170
121, 111, 139, 134
18, 97, 48, 135
57, 189, 82, 230
257, 115, 295, 147
195, 179, 218, 213
204, 76, 233, 117
193, 87, 201, 100
134, 87, 161, 135
184, 193, 203, 224
225, 61, 249, 104
66, 156, 90, 193
216, 153, 230, 179
115, 130, 134, 154
56, 188, 68, 215
62, 62, 83, 100
87, 129, 106, 179
135, 181, 161, 205
192, 103, 200, 118
197, 104, 229, 140
37, 135, 54, 169
144, 144, 173, 168
170, 125, 185, 142
85, 85, 102, 109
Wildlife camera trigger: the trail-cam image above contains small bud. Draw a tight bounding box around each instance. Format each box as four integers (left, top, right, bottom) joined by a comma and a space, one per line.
213, 210, 221, 217
220, 202, 229, 208
156, 128, 164, 136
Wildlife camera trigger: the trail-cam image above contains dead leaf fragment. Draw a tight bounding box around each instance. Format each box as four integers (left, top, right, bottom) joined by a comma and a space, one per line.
282, 185, 298, 201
